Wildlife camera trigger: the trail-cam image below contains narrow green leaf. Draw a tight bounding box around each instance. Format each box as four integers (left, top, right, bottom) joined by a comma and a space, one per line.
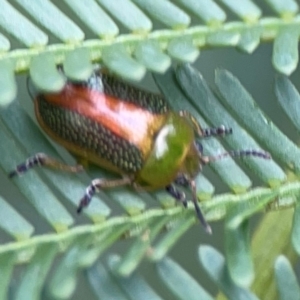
108, 190, 146, 216
275, 75, 300, 133
215, 68, 300, 175
274, 255, 300, 300
48, 236, 92, 299
14, 243, 57, 300
219, 0, 262, 22
108, 255, 164, 300
100, 185, 146, 216
64, 0, 119, 38
0, 33, 10, 51
153, 68, 252, 193
63, 48, 93, 82
195, 173, 215, 200
0, 196, 34, 240
177, 64, 285, 185
251, 209, 295, 299
273, 25, 300, 75
174, 0, 226, 25
199, 245, 259, 300
150, 215, 195, 261
153, 191, 176, 208
102, 45, 146, 81
156, 257, 213, 300
167, 37, 199, 62
97, 0, 152, 33
15, 0, 84, 43
87, 261, 129, 300
0, 120, 73, 231
132, 0, 190, 29
1, 101, 110, 222
0, 0, 48, 47
225, 221, 254, 287
237, 26, 262, 53
0, 60, 16, 106
115, 216, 171, 276
291, 204, 300, 255
0, 253, 15, 300
30, 54, 66, 92
265, 0, 299, 18
134, 41, 171, 73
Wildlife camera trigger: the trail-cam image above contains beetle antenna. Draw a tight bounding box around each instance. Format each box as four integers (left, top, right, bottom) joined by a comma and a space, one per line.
202, 125, 233, 138
202, 149, 271, 164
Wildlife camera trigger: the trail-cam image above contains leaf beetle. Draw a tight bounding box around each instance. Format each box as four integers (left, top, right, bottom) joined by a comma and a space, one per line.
10, 69, 271, 233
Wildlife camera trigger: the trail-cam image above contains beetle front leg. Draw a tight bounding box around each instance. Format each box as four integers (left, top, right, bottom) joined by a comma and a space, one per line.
189, 179, 212, 234
173, 173, 212, 234
165, 184, 188, 208
9, 153, 83, 178
77, 177, 132, 213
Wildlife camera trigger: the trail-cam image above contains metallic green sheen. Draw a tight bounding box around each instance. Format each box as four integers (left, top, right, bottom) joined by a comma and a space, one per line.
137, 112, 195, 188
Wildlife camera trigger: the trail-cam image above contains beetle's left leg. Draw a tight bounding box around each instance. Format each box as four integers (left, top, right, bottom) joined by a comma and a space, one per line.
165, 184, 188, 208
77, 177, 132, 213
172, 173, 212, 234
9, 153, 83, 178
189, 179, 212, 234
179, 110, 232, 138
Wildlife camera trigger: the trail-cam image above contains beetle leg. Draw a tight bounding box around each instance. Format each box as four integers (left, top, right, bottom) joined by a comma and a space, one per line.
78, 177, 132, 213
173, 174, 211, 234
174, 173, 189, 186
9, 153, 83, 178
165, 184, 188, 208
179, 110, 232, 138
189, 179, 212, 234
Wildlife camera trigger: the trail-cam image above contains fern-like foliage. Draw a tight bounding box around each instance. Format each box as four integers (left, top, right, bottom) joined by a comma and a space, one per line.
1, 0, 300, 299
0, 0, 299, 105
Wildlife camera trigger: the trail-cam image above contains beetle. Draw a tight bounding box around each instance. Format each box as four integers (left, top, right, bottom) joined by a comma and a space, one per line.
10, 69, 271, 233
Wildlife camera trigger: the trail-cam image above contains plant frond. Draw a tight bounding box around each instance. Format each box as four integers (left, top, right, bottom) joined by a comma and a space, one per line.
1, 62, 300, 298
0, 0, 299, 105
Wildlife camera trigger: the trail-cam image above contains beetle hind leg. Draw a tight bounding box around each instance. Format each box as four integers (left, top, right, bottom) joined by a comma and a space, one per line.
9, 153, 83, 178
77, 177, 132, 213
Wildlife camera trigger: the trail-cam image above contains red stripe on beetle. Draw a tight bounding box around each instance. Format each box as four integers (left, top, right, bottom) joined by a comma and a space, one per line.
39, 83, 166, 150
